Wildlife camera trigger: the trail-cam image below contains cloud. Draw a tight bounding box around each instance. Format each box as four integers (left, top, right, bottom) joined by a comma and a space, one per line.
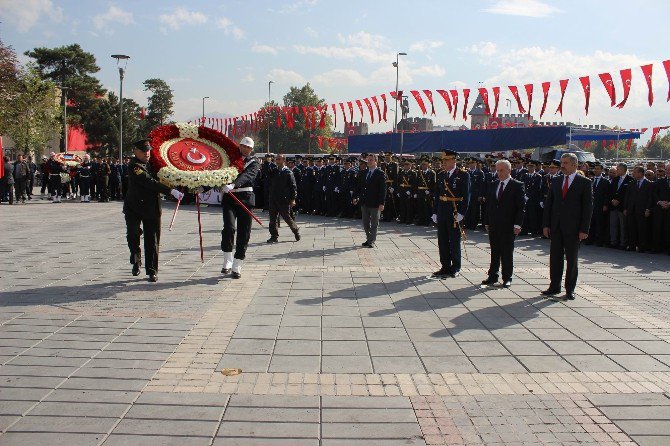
274, 0, 319, 14
0, 0, 62, 32
216, 16, 245, 40
267, 68, 305, 84
93, 6, 134, 33
304, 26, 318, 38
294, 31, 392, 63
251, 44, 279, 55
242, 73, 255, 83
460, 41, 498, 58
483, 0, 562, 18
313, 69, 369, 87
159, 8, 207, 31
409, 40, 444, 53
411, 64, 446, 77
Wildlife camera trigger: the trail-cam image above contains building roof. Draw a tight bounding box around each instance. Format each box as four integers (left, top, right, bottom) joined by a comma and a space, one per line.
469, 92, 488, 116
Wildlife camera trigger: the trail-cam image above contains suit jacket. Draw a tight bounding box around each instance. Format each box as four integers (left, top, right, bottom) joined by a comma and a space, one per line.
654, 177, 670, 205
355, 167, 387, 208
609, 174, 633, 211
591, 176, 611, 209
483, 178, 526, 231
123, 157, 172, 220
624, 178, 654, 215
542, 173, 593, 235
269, 166, 297, 204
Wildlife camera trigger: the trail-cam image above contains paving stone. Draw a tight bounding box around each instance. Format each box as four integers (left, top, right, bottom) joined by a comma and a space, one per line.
0, 433, 105, 446
104, 435, 212, 446
216, 421, 319, 438
7, 415, 118, 433
371, 356, 425, 373
321, 356, 373, 373
112, 419, 219, 436
322, 341, 369, 356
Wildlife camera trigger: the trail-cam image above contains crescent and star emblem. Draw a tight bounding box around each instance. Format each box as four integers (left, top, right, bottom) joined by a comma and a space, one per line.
186, 147, 207, 164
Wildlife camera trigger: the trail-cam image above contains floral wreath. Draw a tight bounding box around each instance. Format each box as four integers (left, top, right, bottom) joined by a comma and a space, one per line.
148, 123, 244, 191
53, 153, 82, 167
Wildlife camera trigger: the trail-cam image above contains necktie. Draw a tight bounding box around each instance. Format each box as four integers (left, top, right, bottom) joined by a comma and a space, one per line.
638, 180, 642, 189
497, 181, 504, 201
594, 178, 599, 189
562, 176, 569, 199
366, 170, 372, 181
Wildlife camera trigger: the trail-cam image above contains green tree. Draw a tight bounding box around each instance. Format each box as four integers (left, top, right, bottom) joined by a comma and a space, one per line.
83, 92, 141, 158
0, 65, 60, 157
142, 78, 174, 133
24, 44, 104, 151
257, 83, 333, 153
0, 39, 19, 121
643, 132, 670, 159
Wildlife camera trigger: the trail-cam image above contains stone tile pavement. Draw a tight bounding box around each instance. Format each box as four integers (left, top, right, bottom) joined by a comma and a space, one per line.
1, 197, 670, 444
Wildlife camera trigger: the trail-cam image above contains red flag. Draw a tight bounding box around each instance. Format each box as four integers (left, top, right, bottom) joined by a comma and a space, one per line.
579, 76, 591, 115
371, 96, 382, 122
317, 136, 323, 148
508, 86, 526, 113
302, 106, 309, 129
422, 90, 436, 115
539, 82, 550, 118
626, 138, 633, 152
381, 94, 388, 122
139, 107, 146, 120
598, 72, 617, 106
355, 99, 365, 121
616, 68, 633, 109
282, 107, 292, 129
339, 103, 348, 125
556, 79, 569, 115
310, 105, 317, 129
524, 84, 533, 118
449, 89, 459, 120
584, 141, 591, 149
477, 88, 491, 116
663, 60, 670, 101
331, 103, 337, 128
491, 86, 500, 117
347, 101, 354, 122
436, 89, 453, 114
462, 89, 470, 120
650, 126, 661, 142
363, 98, 375, 123
410, 90, 428, 115
641, 64, 654, 106
318, 106, 327, 128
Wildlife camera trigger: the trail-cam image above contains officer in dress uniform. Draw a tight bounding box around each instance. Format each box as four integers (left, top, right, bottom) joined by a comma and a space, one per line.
301, 157, 315, 214
522, 160, 544, 236
464, 157, 485, 230
220, 137, 260, 279
397, 158, 417, 224
415, 157, 436, 226
380, 152, 399, 221
339, 157, 357, 218
77, 154, 93, 202
431, 150, 471, 278
46, 152, 65, 203
123, 139, 184, 282
326, 155, 341, 216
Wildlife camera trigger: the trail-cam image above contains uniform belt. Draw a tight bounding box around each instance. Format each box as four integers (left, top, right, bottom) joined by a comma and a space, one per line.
439, 196, 463, 202
418, 186, 430, 190
385, 180, 394, 183
400, 183, 411, 188
49, 173, 60, 176
232, 187, 253, 193
80, 175, 89, 178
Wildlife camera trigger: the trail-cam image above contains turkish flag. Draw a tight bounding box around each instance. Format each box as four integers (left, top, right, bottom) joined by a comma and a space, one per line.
491, 86, 500, 117
627, 138, 634, 152
579, 76, 591, 115
436, 89, 452, 114
524, 84, 533, 118
616, 68, 632, 109
641, 64, 654, 106
331, 103, 337, 128
556, 79, 569, 115
339, 103, 348, 125
381, 94, 388, 122
411, 90, 428, 115
462, 89, 470, 121
355, 99, 365, 121
539, 82, 550, 118
650, 127, 661, 142
347, 101, 354, 122
663, 60, 670, 101
302, 106, 310, 129
508, 86, 526, 114
363, 98, 375, 123
371, 96, 382, 122
598, 72, 617, 106
449, 89, 459, 119
318, 106, 327, 128
423, 90, 436, 115
477, 88, 491, 116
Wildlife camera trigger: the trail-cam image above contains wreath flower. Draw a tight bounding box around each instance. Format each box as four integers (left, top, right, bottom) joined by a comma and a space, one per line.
148, 123, 244, 191
53, 153, 82, 167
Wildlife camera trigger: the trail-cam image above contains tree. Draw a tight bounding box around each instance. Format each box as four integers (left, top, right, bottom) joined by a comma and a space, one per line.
643, 132, 670, 159
0, 65, 60, 158
0, 39, 19, 121
24, 44, 104, 151
83, 92, 142, 158
257, 83, 333, 153
141, 78, 174, 134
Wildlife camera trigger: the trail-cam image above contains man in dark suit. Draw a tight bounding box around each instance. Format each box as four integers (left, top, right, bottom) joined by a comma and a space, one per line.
266, 154, 300, 244
608, 163, 633, 249
542, 153, 593, 301
353, 154, 386, 248
624, 165, 655, 252
522, 160, 543, 236
586, 162, 611, 246
482, 159, 525, 287
652, 164, 670, 254
464, 158, 485, 230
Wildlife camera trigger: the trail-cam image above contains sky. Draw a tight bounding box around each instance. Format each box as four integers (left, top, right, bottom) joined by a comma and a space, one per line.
1, 0, 669, 142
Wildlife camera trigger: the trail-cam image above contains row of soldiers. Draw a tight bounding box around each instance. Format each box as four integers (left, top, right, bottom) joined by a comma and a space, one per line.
252, 152, 670, 255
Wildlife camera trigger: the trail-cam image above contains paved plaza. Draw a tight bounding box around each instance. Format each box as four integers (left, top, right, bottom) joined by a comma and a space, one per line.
2, 198, 670, 445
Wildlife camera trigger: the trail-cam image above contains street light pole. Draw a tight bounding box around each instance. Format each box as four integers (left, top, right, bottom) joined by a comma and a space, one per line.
63, 88, 68, 153
202, 96, 209, 123
111, 54, 130, 165
267, 80, 273, 154
392, 52, 406, 155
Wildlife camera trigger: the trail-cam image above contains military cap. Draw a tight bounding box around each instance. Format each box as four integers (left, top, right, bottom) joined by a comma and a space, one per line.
442, 149, 459, 160
420, 157, 430, 163
384, 151, 393, 155
432, 156, 441, 161
361, 152, 368, 158
593, 161, 603, 167
549, 160, 561, 167
527, 160, 540, 166
359, 158, 368, 164
133, 139, 151, 152
295, 155, 303, 160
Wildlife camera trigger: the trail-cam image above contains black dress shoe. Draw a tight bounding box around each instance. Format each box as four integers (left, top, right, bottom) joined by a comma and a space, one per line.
361, 241, 371, 247
432, 269, 449, 277
148, 274, 157, 282
231, 271, 241, 279
481, 277, 497, 285
221, 267, 231, 274
565, 291, 575, 300
294, 231, 301, 241
502, 280, 512, 288
366, 243, 375, 248
267, 237, 278, 244
541, 288, 561, 296
132, 263, 140, 276
449, 271, 460, 278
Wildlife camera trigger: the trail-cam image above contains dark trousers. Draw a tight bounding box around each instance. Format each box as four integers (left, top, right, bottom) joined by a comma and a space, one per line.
125, 212, 161, 274
588, 207, 608, 244
221, 198, 252, 260
464, 199, 481, 229
27, 176, 34, 197
549, 228, 580, 293
627, 212, 651, 251
40, 175, 48, 194
652, 208, 670, 253
48, 174, 61, 197
0, 182, 13, 203
416, 191, 432, 225
397, 189, 413, 224
14, 178, 27, 201
524, 201, 542, 234
269, 201, 299, 238
437, 213, 461, 273
98, 177, 109, 201
381, 188, 396, 221
79, 178, 91, 196
487, 229, 515, 281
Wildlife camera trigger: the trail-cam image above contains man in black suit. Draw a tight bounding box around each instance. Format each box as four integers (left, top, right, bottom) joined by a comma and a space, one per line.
522, 160, 543, 236
624, 165, 654, 252
608, 163, 632, 249
482, 159, 525, 287
652, 164, 670, 254
353, 153, 386, 248
267, 154, 300, 244
542, 153, 593, 301
586, 162, 611, 246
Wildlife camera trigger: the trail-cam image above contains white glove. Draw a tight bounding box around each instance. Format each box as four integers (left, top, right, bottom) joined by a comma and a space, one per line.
455, 213, 464, 223
431, 214, 438, 224
425, 190, 430, 195
389, 187, 394, 193
334, 187, 339, 193
222, 184, 235, 194
406, 191, 411, 196
322, 186, 326, 192
539, 202, 544, 208
170, 189, 184, 201
413, 194, 417, 199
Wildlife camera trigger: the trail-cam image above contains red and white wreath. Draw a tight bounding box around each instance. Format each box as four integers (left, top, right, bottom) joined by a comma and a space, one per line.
148, 123, 244, 191
53, 153, 82, 167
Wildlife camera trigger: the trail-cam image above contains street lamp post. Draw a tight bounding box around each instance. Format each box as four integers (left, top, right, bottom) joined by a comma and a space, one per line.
392, 52, 407, 154
202, 96, 209, 123
111, 54, 130, 165
62, 87, 68, 153
267, 80, 273, 154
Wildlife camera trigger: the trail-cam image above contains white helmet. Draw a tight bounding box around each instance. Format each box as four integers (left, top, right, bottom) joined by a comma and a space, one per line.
239, 137, 254, 149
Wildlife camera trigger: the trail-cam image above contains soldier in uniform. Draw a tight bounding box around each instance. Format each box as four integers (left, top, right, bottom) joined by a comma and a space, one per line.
464, 158, 485, 230
587, 162, 611, 246
301, 157, 315, 214
124, 139, 184, 282
77, 154, 93, 202
380, 152, 399, 221
339, 157, 357, 218
522, 160, 544, 236
46, 152, 65, 203
220, 137, 260, 279
415, 157, 436, 225
431, 150, 470, 278
325, 155, 341, 216
397, 158, 416, 224
313, 157, 327, 215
